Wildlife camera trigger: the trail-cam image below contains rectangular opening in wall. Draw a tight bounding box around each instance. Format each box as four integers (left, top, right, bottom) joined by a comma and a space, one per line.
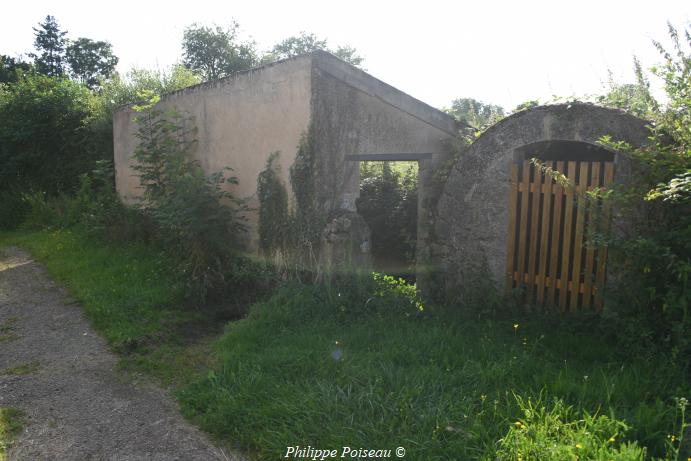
357, 161, 418, 282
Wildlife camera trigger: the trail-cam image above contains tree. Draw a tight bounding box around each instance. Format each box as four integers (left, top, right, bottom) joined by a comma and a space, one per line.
31, 15, 67, 77
181, 23, 258, 81
0, 74, 99, 194
267, 32, 364, 67
0, 55, 32, 83
269, 32, 328, 59
447, 97, 504, 130
597, 58, 658, 118
65, 38, 118, 89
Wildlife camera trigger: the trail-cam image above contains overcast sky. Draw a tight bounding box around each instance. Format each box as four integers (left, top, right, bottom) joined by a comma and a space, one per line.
2, 0, 689, 110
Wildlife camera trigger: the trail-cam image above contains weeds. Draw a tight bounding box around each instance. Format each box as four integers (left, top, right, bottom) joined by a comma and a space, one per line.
178, 281, 689, 460
2, 361, 41, 376
0, 407, 23, 461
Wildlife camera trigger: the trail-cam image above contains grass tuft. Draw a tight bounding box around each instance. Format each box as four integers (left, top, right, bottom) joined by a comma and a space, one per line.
0, 407, 24, 461
2, 361, 41, 376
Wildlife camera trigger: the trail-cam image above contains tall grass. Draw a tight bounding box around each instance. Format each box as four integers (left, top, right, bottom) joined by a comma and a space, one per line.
178, 281, 689, 460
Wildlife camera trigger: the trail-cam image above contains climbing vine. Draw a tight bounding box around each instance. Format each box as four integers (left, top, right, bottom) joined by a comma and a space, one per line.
256, 127, 326, 272
289, 128, 325, 262
257, 152, 289, 254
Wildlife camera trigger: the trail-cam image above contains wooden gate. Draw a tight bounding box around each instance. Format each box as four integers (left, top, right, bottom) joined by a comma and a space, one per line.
506, 159, 614, 310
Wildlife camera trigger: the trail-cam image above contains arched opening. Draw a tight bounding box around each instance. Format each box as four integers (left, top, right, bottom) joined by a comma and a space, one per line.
506, 140, 615, 310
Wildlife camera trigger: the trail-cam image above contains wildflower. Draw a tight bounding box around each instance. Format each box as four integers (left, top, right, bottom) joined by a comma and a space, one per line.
513, 323, 519, 332
575, 443, 583, 449
608, 436, 616, 443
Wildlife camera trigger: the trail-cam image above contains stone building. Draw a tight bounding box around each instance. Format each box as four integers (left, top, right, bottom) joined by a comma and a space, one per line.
433, 103, 649, 308
114, 54, 649, 307
114, 51, 457, 262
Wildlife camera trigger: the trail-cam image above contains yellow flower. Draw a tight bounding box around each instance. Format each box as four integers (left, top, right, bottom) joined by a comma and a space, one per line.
575, 443, 583, 449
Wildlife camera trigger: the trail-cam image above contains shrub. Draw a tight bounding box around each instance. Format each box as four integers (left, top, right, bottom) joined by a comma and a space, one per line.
0, 190, 29, 230
593, 25, 691, 366
0, 74, 101, 195
131, 100, 247, 301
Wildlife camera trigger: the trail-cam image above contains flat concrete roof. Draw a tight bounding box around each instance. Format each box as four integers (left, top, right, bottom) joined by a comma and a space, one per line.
115, 50, 458, 136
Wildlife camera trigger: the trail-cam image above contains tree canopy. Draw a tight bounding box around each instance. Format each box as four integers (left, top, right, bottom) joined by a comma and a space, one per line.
65, 38, 119, 89
267, 31, 364, 67
0, 55, 32, 84
182, 23, 258, 81
31, 15, 68, 77
447, 97, 504, 129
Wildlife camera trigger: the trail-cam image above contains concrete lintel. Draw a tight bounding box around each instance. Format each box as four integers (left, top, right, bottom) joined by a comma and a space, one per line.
345, 153, 436, 161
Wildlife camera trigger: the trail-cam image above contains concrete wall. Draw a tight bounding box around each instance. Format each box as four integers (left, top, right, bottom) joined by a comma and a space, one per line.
113, 55, 313, 250
309, 51, 457, 271
433, 103, 649, 300
114, 51, 457, 261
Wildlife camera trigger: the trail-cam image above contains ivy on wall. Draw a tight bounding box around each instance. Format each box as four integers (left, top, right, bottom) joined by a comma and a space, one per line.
257, 152, 289, 253
257, 127, 326, 272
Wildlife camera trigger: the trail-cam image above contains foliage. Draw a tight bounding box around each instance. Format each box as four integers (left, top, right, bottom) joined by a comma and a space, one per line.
0, 74, 101, 195
592, 24, 691, 366
132, 103, 247, 301
597, 58, 659, 118
357, 161, 418, 274
0, 55, 31, 84
30, 15, 67, 77
288, 130, 324, 268
100, 65, 200, 108
257, 152, 289, 254
177, 281, 688, 460
513, 99, 540, 112
0, 407, 23, 461
65, 37, 118, 89
266, 31, 364, 67
0, 190, 30, 230
446, 97, 505, 130
492, 396, 645, 460
182, 22, 258, 81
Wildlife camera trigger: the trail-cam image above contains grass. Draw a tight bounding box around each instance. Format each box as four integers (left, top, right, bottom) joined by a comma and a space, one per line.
0, 317, 19, 344
0, 228, 225, 394
0, 228, 198, 354
0, 408, 23, 461
177, 283, 690, 460
2, 229, 689, 460
2, 361, 41, 376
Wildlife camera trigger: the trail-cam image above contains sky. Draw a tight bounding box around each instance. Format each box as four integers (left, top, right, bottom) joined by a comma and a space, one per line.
2, 0, 689, 111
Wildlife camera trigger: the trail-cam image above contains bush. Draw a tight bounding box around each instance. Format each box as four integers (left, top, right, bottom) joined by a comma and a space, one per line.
594, 25, 691, 366
0, 190, 29, 230
131, 101, 248, 302
0, 74, 102, 195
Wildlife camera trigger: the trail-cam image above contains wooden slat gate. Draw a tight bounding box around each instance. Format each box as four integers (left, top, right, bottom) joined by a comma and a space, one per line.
506, 160, 614, 310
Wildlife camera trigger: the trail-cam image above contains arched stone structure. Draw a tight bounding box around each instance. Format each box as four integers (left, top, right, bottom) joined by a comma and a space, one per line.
433, 103, 649, 300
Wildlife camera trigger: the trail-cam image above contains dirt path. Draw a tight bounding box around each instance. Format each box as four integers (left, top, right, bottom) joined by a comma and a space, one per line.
0, 247, 238, 461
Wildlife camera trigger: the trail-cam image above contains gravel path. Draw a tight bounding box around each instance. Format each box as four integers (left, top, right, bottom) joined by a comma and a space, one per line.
0, 247, 239, 461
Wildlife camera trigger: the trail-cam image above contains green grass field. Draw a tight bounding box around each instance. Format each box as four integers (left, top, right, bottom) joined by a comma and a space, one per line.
1, 229, 688, 460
